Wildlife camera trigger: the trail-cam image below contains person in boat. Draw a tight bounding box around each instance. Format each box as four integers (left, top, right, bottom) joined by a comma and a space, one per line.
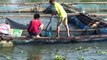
49, 0, 70, 37
27, 14, 44, 37
0, 22, 11, 36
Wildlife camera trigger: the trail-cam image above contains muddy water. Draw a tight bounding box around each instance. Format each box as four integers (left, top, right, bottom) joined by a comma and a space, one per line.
0, 0, 107, 60
0, 41, 107, 60
0, 13, 107, 60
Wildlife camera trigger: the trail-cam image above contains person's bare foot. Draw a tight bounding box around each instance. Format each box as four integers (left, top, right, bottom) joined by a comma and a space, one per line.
68, 35, 70, 37
67, 34, 74, 38
56, 35, 60, 37
36, 35, 40, 37
67, 34, 71, 37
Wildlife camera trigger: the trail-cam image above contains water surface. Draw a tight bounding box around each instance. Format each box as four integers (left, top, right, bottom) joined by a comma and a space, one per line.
0, 0, 107, 60
1, 42, 107, 60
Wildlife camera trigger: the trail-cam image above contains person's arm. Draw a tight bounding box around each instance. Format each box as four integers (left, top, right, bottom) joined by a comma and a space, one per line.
39, 23, 44, 33
51, 10, 58, 15
53, 2, 61, 15
51, 3, 59, 16
36, 23, 44, 37
38, 23, 44, 35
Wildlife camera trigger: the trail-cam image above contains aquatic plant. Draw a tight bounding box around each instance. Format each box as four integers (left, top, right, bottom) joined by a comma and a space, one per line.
54, 55, 65, 60
74, 46, 90, 52
5, 56, 11, 60
75, 46, 83, 51
96, 50, 107, 54
77, 56, 84, 60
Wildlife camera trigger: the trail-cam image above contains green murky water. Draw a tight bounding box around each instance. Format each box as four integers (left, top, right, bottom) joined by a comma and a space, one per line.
0, 0, 107, 60
1, 42, 107, 60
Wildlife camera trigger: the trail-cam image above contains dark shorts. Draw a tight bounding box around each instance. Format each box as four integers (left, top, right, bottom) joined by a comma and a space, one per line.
28, 31, 42, 36
28, 31, 37, 36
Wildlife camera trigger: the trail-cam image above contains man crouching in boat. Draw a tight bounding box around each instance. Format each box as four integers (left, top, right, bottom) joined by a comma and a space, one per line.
0, 22, 12, 40
27, 14, 44, 37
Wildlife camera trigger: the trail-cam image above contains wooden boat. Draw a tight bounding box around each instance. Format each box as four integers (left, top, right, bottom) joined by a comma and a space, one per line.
2, 13, 107, 44
1, 34, 107, 45
68, 13, 107, 35
13, 34, 107, 42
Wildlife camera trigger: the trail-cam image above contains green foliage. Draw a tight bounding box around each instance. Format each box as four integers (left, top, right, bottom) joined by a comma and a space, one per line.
54, 55, 65, 60
96, 51, 107, 54
75, 46, 83, 51
77, 56, 84, 60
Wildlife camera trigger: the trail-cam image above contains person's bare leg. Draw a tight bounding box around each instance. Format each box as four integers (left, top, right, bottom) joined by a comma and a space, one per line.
56, 17, 61, 37
37, 23, 44, 37
65, 25, 70, 37
36, 35, 40, 37
56, 25, 60, 37
63, 17, 70, 37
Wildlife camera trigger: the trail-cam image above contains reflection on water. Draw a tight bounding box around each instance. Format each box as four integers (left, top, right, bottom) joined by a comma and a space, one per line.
0, 42, 107, 60
0, 47, 14, 60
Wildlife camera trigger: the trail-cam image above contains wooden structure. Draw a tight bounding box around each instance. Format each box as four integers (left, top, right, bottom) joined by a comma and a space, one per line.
1, 34, 106, 45
13, 34, 107, 41
0, 28, 105, 45
0, 32, 107, 46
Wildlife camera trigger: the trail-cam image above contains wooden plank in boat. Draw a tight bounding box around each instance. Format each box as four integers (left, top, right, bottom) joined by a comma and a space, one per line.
13, 34, 107, 41
13, 36, 73, 40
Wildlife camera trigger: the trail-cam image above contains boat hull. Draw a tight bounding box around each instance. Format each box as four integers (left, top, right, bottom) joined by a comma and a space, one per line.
1, 34, 107, 45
